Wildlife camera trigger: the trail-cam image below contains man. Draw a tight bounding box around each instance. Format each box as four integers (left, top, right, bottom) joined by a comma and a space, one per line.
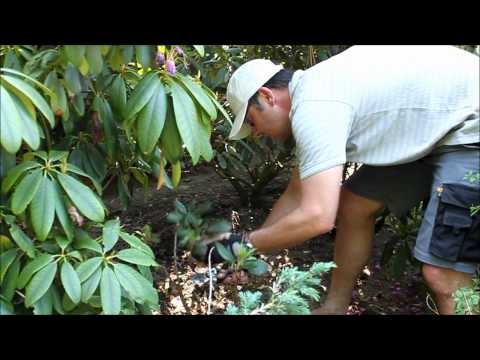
203, 46, 480, 315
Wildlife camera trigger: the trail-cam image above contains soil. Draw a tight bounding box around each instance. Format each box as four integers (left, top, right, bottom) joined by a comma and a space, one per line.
105, 165, 433, 315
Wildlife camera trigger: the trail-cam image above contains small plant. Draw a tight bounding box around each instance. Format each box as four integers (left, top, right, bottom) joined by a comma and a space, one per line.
215, 241, 268, 276
225, 262, 336, 315
166, 199, 231, 259
454, 276, 480, 315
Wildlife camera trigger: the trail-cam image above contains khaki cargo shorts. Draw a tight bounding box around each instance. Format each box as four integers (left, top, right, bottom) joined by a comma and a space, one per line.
344, 144, 480, 274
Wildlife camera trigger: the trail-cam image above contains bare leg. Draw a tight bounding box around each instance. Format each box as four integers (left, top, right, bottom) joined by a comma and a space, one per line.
312, 189, 384, 314
422, 264, 474, 314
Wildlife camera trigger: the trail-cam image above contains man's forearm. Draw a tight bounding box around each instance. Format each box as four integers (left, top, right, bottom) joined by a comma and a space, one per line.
249, 206, 333, 252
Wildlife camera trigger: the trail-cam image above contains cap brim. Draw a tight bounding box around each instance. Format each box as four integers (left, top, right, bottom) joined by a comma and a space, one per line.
228, 102, 251, 140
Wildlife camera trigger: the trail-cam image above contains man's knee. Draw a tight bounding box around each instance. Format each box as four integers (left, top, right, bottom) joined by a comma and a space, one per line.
337, 188, 385, 224
422, 264, 472, 297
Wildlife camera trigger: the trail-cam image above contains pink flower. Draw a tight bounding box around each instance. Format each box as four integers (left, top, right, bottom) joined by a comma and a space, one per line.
166, 60, 176, 74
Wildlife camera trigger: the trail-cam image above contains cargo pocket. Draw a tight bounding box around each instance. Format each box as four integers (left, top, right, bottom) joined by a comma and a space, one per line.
429, 182, 480, 263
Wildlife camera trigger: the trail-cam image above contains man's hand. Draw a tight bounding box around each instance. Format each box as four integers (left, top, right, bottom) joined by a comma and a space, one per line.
193, 232, 249, 264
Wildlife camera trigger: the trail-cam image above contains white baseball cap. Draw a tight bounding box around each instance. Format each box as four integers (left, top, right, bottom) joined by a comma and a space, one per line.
226, 59, 284, 140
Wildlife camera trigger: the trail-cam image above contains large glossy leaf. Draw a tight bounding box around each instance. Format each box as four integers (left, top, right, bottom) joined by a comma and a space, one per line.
124, 72, 160, 122
175, 74, 217, 119
0, 249, 17, 282
56, 173, 105, 223
60, 261, 81, 304
1, 73, 54, 127
170, 81, 210, 165
0, 257, 20, 302
30, 175, 56, 241
135, 45, 153, 70
107, 75, 126, 117
9, 224, 36, 258
1, 161, 40, 194
73, 229, 102, 253
94, 97, 117, 159
85, 46, 103, 76
193, 45, 205, 57
66, 163, 103, 195
76, 256, 103, 283
0, 84, 22, 153
24, 261, 57, 308
100, 266, 121, 315
6, 83, 41, 150
17, 254, 54, 289
64, 64, 82, 94
160, 103, 183, 163
116, 248, 158, 267
119, 232, 154, 258
137, 82, 167, 154
32, 286, 53, 315
201, 84, 232, 123
81, 266, 102, 302
51, 180, 74, 241
102, 218, 120, 252
113, 263, 157, 304
11, 168, 43, 215
84, 143, 106, 182
50, 283, 65, 314
64, 45, 86, 67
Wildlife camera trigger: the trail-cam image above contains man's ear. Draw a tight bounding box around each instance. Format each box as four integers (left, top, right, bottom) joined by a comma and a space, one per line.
257, 87, 275, 106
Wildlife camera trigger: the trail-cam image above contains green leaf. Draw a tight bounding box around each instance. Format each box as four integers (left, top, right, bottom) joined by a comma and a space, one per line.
124, 72, 160, 122
1, 73, 55, 128
0, 84, 22, 154
1, 68, 55, 97
9, 224, 36, 258
8, 85, 41, 150
0, 257, 20, 302
201, 84, 232, 123
170, 81, 210, 165
175, 74, 217, 119
84, 143, 107, 182
116, 248, 159, 267
32, 286, 53, 315
76, 256, 103, 283
193, 45, 205, 57
64, 63, 82, 94
73, 229, 102, 253
0, 298, 14, 315
103, 218, 121, 252
81, 266, 102, 302
56, 172, 105, 223
108, 75, 127, 117
64, 45, 86, 67
113, 263, 158, 304
137, 82, 167, 154
135, 45, 153, 70
85, 45, 103, 76
214, 242, 236, 264
243, 259, 269, 276
50, 283, 65, 314
30, 175, 56, 241
72, 93, 85, 116
11, 168, 43, 215
160, 103, 184, 163
100, 266, 121, 315
51, 180, 74, 242
1, 160, 40, 194
171, 161, 181, 188
93, 96, 117, 159
25, 261, 57, 308
66, 163, 103, 195
17, 254, 54, 289
60, 260, 81, 304
55, 235, 71, 250
119, 232, 154, 258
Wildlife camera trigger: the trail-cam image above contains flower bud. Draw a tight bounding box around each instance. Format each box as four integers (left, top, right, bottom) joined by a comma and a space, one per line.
175, 46, 184, 56
155, 52, 165, 65
166, 59, 176, 75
